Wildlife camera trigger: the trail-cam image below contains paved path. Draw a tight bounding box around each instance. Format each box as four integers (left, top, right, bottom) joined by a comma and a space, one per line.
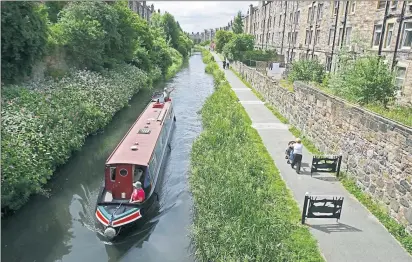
211, 52, 412, 262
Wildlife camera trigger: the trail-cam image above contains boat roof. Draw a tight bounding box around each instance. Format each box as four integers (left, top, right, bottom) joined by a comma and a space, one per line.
106, 100, 172, 166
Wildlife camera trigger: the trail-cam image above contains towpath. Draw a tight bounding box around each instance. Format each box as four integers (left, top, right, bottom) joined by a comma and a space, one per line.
211, 52, 412, 262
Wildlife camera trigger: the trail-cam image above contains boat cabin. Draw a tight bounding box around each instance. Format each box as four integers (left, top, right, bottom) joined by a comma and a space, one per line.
103, 164, 151, 201
101, 98, 174, 203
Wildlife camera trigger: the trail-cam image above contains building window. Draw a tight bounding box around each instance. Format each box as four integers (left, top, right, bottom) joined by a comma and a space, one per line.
288, 32, 291, 43
308, 7, 312, 23
372, 24, 382, 47
326, 56, 332, 71
345, 27, 352, 45
385, 23, 394, 48
395, 66, 406, 90
350, 1, 356, 14
328, 29, 335, 45
312, 6, 317, 23
289, 12, 293, 24
279, 15, 282, 26
315, 29, 321, 45
317, 4, 323, 20
391, 1, 398, 9
337, 28, 343, 46
377, 1, 386, 9
402, 22, 412, 48
305, 30, 309, 44
295, 11, 300, 24
333, 1, 339, 16
309, 30, 313, 45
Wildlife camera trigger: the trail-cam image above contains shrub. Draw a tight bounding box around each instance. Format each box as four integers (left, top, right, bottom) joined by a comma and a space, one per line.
1, 2, 48, 84
1, 64, 150, 211
288, 59, 325, 83
189, 49, 324, 261
329, 55, 396, 106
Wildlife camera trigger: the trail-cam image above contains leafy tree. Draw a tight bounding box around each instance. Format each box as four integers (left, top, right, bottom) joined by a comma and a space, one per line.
162, 12, 180, 49
51, 2, 120, 71
113, 1, 153, 61
222, 34, 254, 61
215, 30, 234, 53
45, 1, 68, 23
1, 2, 48, 84
232, 11, 244, 34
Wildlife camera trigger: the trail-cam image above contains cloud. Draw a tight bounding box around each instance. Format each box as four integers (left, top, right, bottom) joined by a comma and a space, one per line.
147, 1, 258, 33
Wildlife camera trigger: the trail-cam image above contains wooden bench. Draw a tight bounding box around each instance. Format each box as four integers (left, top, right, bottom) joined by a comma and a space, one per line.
311, 155, 342, 177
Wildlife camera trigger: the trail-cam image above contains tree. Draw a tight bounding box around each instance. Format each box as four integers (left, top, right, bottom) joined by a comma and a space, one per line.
232, 11, 244, 34
222, 34, 254, 61
1, 2, 48, 84
215, 30, 234, 53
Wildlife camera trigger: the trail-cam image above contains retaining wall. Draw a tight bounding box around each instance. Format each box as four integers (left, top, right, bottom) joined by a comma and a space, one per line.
232, 61, 412, 231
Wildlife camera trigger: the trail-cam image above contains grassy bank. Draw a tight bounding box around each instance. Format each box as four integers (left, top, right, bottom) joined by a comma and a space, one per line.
188, 49, 324, 261
230, 63, 412, 256
1, 60, 182, 213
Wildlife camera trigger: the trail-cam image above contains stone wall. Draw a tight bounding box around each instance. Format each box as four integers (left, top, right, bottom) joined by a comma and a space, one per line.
232, 61, 412, 231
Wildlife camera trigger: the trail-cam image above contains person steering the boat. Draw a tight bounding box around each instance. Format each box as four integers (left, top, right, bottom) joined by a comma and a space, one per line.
163, 87, 175, 102
130, 181, 145, 203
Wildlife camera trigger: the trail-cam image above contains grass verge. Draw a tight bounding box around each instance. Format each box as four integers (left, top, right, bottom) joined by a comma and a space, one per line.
188, 49, 324, 261
231, 63, 412, 256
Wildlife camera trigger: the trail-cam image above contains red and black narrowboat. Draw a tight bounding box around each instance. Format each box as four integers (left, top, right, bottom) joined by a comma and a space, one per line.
95, 93, 176, 239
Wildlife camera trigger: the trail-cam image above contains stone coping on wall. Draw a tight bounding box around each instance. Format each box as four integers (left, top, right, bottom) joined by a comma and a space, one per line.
294, 81, 412, 134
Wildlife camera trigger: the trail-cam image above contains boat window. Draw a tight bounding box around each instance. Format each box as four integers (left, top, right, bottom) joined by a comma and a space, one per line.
119, 168, 128, 177
110, 167, 116, 181
134, 166, 143, 182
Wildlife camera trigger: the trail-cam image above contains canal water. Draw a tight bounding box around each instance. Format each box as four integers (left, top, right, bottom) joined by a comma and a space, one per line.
1, 53, 214, 262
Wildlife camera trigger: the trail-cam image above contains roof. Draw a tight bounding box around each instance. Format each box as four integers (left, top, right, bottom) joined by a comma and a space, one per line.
106, 100, 172, 166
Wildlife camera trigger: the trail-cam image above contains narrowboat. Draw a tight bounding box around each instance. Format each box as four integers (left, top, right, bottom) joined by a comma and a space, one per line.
95, 93, 176, 239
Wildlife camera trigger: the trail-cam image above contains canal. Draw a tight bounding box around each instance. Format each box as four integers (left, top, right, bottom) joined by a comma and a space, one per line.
1, 53, 214, 262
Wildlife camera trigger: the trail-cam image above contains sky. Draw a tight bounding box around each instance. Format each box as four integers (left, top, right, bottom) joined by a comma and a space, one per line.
147, 1, 259, 34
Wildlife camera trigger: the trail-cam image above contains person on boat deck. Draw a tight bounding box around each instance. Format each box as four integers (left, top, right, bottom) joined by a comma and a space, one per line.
163, 87, 175, 102
130, 181, 145, 203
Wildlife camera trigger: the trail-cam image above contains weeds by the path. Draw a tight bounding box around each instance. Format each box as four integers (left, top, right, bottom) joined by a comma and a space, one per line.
188, 49, 324, 262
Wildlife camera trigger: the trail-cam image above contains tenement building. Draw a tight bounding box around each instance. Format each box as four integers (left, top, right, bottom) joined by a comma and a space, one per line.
242, 0, 412, 104
128, 1, 155, 22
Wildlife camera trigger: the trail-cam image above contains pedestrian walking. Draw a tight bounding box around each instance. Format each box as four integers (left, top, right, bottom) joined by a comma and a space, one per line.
223, 60, 226, 69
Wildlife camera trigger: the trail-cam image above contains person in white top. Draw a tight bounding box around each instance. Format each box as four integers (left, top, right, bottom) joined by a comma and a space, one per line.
291, 138, 303, 174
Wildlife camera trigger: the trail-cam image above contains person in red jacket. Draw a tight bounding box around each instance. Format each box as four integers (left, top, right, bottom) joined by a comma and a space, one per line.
130, 181, 145, 203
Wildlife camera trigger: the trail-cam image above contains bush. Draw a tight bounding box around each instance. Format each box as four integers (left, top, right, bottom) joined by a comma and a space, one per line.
288, 59, 325, 83
329, 55, 396, 106
1, 64, 150, 211
1, 2, 48, 84
189, 49, 324, 261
